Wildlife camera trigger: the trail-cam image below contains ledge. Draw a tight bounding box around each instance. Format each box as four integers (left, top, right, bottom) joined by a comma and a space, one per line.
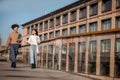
41, 28, 120, 43
21, 28, 120, 47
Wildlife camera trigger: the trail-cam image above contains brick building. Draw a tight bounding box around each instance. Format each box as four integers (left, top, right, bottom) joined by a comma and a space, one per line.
21, 0, 120, 80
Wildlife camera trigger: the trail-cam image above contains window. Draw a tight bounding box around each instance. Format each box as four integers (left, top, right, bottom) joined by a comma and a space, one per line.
116, 0, 120, 8
69, 43, 75, 71
90, 3, 98, 16
54, 46, 59, 70
102, 19, 111, 30
115, 38, 120, 77
50, 19, 54, 28
79, 24, 86, 33
70, 27, 76, 34
44, 33, 48, 40
39, 22, 43, 32
55, 30, 60, 37
43, 46, 47, 68
63, 13, 68, 24
88, 41, 97, 74
116, 17, 120, 28
49, 32, 54, 38
48, 45, 53, 69
116, 38, 120, 53
61, 44, 67, 70
56, 16, 60, 26
102, 0, 111, 12
100, 39, 110, 76
89, 22, 97, 32
31, 25, 34, 33
44, 20, 48, 30
39, 35, 42, 41
70, 10, 76, 22
35, 24, 38, 31
62, 29, 68, 36
80, 7, 86, 19
78, 42, 86, 73
101, 39, 110, 53
27, 27, 30, 34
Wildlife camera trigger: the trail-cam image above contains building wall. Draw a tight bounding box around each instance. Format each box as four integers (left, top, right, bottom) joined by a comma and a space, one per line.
21, 0, 120, 80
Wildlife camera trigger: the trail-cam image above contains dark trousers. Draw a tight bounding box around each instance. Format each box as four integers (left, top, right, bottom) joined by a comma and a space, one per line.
10, 44, 19, 62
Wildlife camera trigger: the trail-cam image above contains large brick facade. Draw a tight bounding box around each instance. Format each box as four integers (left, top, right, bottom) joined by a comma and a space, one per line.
21, 0, 120, 80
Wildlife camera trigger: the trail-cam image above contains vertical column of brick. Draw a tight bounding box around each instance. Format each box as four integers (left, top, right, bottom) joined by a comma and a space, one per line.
52, 44, 55, 69
110, 34, 115, 77
98, 0, 102, 31
66, 43, 69, 71
41, 46, 43, 68
60, 15, 63, 26
77, 8, 79, 21
86, 5, 90, 33
74, 39, 78, 73
96, 37, 101, 75
68, 12, 70, 24
38, 23, 40, 33
46, 45, 48, 68
85, 37, 89, 74
58, 40, 62, 70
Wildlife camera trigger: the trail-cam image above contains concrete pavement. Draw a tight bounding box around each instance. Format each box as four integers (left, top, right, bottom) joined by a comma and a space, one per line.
0, 62, 98, 80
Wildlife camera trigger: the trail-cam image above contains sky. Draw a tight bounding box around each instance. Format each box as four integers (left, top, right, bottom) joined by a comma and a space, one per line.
0, 0, 78, 45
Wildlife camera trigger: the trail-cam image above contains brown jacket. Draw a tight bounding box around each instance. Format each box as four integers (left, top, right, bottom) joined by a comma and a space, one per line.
6, 31, 22, 48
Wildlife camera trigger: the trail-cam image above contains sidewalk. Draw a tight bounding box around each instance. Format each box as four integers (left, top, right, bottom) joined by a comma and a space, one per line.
0, 62, 98, 80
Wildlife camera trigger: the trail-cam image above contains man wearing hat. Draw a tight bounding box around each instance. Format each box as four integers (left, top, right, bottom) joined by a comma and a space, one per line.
6, 24, 22, 68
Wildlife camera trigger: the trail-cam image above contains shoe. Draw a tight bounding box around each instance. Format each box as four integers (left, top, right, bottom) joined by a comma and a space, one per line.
11, 62, 16, 68
31, 64, 36, 69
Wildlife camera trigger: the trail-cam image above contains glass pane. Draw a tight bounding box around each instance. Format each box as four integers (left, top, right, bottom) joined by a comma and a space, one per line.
102, 0, 111, 12
78, 42, 86, 73
50, 19, 54, 28
90, 3, 98, 16
115, 38, 120, 77
43, 46, 47, 68
44, 21, 48, 30
88, 41, 96, 74
116, 17, 120, 28
35, 24, 38, 31
61, 44, 67, 70
62, 29, 68, 36
90, 22, 97, 32
116, 0, 120, 8
27, 27, 30, 34
70, 11, 76, 22
80, 7, 86, 19
102, 19, 111, 30
49, 32, 54, 38
48, 45, 53, 69
55, 30, 60, 37
40, 23, 43, 31
56, 16, 60, 26
54, 46, 59, 70
70, 27, 76, 34
63, 14, 68, 24
79, 25, 86, 33
69, 43, 75, 72
44, 33, 48, 40
100, 39, 110, 76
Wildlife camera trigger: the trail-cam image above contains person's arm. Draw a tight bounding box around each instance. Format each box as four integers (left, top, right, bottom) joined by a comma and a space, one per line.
26, 36, 31, 44
6, 34, 11, 49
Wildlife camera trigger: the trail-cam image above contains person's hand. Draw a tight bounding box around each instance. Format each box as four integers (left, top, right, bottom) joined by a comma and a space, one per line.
17, 39, 22, 43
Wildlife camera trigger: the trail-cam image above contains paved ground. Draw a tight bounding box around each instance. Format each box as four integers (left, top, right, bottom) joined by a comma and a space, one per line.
0, 62, 98, 80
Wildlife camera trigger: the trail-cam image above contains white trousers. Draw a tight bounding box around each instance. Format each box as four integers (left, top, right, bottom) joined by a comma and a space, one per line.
30, 45, 37, 64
